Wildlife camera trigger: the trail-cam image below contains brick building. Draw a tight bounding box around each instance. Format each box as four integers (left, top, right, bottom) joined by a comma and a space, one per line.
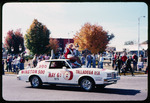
53, 38, 74, 53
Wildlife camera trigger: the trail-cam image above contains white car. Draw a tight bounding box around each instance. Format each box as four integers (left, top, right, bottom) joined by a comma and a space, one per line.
17, 59, 120, 91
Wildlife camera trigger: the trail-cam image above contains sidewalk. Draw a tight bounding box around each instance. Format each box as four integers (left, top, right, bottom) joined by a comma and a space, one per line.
103, 63, 147, 75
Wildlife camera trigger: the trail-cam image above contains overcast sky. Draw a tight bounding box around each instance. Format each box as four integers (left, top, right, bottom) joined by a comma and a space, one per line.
2, 2, 148, 48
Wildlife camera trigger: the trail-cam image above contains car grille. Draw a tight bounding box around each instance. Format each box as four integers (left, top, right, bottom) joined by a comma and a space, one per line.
112, 72, 116, 79
107, 72, 116, 79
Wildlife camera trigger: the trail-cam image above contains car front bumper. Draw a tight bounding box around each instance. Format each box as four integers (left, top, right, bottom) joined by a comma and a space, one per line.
103, 77, 120, 85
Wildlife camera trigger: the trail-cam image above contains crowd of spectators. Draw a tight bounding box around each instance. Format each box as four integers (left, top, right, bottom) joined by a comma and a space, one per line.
2, 44, 147, 75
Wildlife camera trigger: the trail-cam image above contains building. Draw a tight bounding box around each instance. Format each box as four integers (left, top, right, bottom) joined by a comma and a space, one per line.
115, 40, 148, 57
105, 47, 116, 52
22, 38, 74, 55
53, 38, 74, 53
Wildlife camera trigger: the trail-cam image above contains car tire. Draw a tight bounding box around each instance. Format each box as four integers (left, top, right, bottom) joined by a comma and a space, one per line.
30, 76, 42, 88
80, 78, 95, 91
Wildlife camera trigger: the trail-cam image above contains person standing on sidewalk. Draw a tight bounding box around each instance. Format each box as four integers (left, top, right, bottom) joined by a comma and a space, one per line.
81, 54, 86, 66
132, 53, 138, 71
121, 53, 127, 64
112, 53, 118, 69
98, 54, 104, 69
138, 54, 144, 71
2, 60, 5, 75
8, 55, 13, 72
86, 53, 92, 68
12, 56, 17, 73
45, 54, 49, 60
20, 55, 25, 70
16, 55, 21, 70
32, 54, 38, 67
125, 56, 134, 76
115, 56, 123, 76
6, 57, 9, 72
92, 54, 96, 68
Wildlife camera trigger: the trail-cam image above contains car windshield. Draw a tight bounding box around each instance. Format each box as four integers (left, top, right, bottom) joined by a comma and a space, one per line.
66, 60, 81, 68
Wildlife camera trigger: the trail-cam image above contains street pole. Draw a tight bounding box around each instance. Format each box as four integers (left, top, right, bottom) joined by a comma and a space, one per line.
138, 16, 145, 59
68, 33, 70, 43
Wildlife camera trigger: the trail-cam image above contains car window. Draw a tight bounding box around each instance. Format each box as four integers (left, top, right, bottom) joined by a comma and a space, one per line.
49, 61, 70, 69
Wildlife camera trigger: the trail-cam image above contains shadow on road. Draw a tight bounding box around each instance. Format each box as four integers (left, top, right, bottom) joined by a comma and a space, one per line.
26, 85, 141, 96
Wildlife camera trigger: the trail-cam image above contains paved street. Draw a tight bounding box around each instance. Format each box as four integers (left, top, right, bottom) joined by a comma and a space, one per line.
2, 74, 147, 101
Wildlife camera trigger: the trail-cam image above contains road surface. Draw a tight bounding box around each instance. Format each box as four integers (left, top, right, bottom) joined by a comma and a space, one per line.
2, 74, 148, 101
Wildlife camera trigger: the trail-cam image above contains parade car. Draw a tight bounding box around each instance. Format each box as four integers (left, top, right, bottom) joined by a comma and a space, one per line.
17, 59, 120, 91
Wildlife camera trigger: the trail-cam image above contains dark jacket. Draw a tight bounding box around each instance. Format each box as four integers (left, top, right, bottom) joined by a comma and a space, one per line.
132, 55, 138, 63
125, 58, 133, 67
115, 58, 123, 67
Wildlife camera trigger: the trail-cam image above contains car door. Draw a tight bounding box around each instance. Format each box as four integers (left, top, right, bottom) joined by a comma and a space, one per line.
46, 61, 66, 83
45, 60, 76, 84
58, 61, 76, 84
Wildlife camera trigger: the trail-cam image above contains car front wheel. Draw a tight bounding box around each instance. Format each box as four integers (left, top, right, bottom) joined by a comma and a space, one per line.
30, 76, 42, 88
80, 78, 95, 91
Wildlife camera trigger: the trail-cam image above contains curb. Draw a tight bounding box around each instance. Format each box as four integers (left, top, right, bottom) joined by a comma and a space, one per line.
119, 72, 146, 76
4, 72, 18, 75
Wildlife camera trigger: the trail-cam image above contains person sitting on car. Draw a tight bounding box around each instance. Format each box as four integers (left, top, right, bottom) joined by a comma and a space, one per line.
64, 43, 81, 65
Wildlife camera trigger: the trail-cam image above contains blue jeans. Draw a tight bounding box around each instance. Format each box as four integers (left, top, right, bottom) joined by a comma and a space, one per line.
133, 62, 137, 71
13, 64, 16, 72
20, 63, 24, 70
8, 62, 12, 72
92, 60, 96, 68
87, 60, 91, 68
17, 63, 20, 69
98, 62, 103, 69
